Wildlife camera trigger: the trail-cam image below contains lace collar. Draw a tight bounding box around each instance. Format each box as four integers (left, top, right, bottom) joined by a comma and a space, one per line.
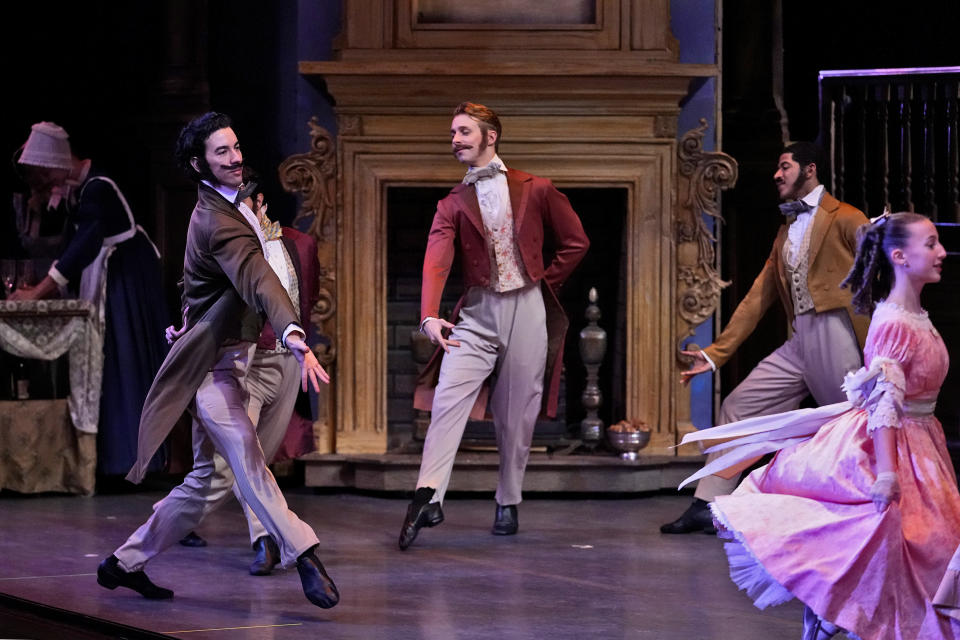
873, 300, 936, 332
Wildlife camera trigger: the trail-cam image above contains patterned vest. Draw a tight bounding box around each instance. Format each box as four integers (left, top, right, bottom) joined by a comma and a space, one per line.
782, 222, 815, 315
483, 200, 530, 292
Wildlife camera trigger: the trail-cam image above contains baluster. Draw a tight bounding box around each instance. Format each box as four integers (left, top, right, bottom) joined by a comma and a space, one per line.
947, 80, 960, 221
860, 84, 870, 215
878, 83, 891, 212
897, 83, 914, 211
834, 87, 846, 200
920, 83, 937, 219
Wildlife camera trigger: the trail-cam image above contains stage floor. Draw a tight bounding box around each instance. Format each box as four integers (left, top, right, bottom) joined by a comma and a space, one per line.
0, 489, 814, 639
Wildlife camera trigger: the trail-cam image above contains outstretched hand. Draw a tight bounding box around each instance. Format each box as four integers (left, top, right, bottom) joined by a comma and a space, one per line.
286, 333, 330, 392
679, 350, 712, 386
422, 318, 460, 353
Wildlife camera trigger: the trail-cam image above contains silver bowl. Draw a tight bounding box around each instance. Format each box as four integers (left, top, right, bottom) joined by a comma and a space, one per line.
607, 429, 651, 460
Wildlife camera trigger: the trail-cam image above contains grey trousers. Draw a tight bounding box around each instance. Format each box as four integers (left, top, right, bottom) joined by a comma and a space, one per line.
694, 308, 862, 501
417, 285, 548, 506
114, 344, 317, 571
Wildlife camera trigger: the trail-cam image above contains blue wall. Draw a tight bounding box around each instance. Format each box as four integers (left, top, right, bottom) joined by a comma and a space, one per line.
671, 0, 719, 429
277, 1, 342, 166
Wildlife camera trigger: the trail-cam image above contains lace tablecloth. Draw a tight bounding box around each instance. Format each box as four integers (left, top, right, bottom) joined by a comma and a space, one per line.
0, 299, 101, 495
0, 299, 102, 433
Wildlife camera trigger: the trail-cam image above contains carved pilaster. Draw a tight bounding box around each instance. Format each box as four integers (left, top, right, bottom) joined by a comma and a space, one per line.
675, 120, 738, 439
278, 118, 339, 453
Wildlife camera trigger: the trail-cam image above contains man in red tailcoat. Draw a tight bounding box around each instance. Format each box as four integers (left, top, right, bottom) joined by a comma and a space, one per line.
399, 102, 589, 549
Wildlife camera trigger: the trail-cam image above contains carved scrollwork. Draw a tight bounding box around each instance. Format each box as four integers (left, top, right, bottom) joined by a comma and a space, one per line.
279, 117, 339, 372
677, 266, 720, 327
678, 119, 739, 220
675, 119, 738, 360
313, 286, 336, 323
278, 118, 338, 242
310, 288, 337, 366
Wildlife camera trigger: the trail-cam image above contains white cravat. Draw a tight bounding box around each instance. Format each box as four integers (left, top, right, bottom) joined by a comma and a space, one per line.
467, 155, 509, 232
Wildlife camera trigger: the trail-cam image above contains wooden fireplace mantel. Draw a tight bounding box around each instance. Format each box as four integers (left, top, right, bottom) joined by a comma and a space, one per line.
285, 0, 730, 457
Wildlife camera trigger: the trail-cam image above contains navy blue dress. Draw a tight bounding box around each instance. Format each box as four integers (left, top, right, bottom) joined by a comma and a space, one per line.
57, 176, 169, 475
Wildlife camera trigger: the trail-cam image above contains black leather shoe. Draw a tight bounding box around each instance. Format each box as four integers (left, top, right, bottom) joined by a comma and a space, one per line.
97, 555, 173, 599
249, 535, 280, 576
398, 487, 444, 550
296, 548, 339, 609
659, 498, 717, 534
179, 531, 207, 547
802, 605, 841, 639
492, 504, 518, 535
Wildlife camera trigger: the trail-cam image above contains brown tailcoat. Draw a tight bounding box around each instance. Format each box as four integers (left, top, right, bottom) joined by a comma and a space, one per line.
703, 191, 870, 368
126, 184, 300, 483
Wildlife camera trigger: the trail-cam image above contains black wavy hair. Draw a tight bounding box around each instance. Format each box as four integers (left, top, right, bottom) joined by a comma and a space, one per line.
174, 112, 234, 183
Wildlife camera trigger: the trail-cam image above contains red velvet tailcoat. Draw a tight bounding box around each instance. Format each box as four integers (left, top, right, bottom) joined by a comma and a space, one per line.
414, 168, 589, 419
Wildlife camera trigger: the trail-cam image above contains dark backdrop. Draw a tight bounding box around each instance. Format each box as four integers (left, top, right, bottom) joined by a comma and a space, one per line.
719, 0, 960, 395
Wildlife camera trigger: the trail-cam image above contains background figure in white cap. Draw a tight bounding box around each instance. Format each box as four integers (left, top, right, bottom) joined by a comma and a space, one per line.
9, 121, 170, 476
8, 122, 75, 260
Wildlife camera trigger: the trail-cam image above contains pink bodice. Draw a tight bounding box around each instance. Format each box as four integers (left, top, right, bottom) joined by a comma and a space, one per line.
863, 301, 948, 403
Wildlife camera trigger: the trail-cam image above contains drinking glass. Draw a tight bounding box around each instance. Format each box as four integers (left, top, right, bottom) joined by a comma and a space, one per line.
16, 260, 35, 291
0, 260, 16, 296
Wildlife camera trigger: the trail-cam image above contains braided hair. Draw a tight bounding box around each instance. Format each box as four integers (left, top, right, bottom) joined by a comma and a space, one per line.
841, 211, 929, 315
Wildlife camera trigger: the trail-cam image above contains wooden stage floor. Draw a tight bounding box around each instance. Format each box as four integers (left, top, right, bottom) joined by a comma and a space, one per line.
0, 489, 820, 639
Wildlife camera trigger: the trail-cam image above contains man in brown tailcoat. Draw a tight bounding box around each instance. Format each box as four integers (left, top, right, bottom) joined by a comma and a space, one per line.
96, 113, 338, 609
399, 102, 589, 549
172, 168, 322, 576
661, 142, 870, 534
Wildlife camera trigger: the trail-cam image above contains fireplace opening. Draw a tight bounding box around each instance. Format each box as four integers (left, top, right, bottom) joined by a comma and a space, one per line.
386, 185, 627, 451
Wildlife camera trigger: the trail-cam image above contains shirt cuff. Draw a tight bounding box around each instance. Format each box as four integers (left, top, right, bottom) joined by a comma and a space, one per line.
48, 262, 68, 287
419, 316, 437, 333
700, 350, 717, 372
281, 323, 305, 347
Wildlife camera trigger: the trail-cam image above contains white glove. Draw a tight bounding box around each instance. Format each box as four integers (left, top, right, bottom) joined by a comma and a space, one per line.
870, 471, 900, 512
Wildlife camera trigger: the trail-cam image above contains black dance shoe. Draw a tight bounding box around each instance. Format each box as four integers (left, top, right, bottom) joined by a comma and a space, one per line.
398, 487, 444, 550
802, 605, 841, 639
492, 504, 518, 535
249, 535, 281, 576
96, 555, 173, 599
179, 531, 207, 547
296, 547, 340, 609
659, 498, 717, 534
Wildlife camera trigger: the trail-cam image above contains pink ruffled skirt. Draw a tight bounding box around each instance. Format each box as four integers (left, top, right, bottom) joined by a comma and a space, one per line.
713, 408, 960, 640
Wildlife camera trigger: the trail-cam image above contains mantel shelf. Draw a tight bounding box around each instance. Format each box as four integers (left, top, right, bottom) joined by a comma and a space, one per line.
299, 59, 718, 78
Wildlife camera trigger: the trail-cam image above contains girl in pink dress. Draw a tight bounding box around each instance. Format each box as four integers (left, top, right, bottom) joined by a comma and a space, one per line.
682, 212, 960, 639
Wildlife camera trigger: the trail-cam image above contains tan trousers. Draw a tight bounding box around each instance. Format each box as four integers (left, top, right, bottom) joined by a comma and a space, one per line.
115, 344, 317, 571
229, 349, 302, 545
695, 308, 862, 501
417, 285, 547, 506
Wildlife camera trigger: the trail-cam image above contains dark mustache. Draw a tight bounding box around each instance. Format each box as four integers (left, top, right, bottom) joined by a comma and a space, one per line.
221, 162, 244, 171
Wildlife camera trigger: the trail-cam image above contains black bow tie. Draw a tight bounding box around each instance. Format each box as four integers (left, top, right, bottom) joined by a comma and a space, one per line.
463, 164, 504, 185
779, 200, 814, 218
235, 180, 258, 204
